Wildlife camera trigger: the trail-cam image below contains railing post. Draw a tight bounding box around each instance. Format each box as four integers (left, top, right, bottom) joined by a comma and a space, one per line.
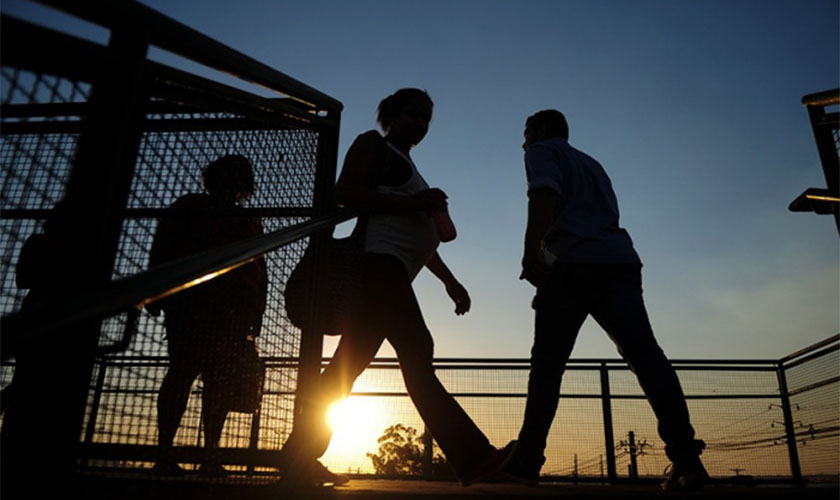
776, 362, 804, 486
247, 408, 261, 475
291, 113, 340, 444
600, 363, 617, 482
80, 357, 109, 470
5, 15, 151, 494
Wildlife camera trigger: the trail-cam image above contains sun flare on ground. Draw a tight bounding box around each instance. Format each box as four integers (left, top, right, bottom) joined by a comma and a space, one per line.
321, 396, 389, 473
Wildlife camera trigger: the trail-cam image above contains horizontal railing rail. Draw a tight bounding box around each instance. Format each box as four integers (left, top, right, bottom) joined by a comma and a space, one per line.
65, 338, 840, 483
779, 333, 839, 367
0, 14, 338, 131
34, 0, 342, 113
0, 208, 356, 358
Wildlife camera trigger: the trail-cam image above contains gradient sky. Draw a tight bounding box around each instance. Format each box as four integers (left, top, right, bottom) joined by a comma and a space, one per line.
7, 0, 838, 360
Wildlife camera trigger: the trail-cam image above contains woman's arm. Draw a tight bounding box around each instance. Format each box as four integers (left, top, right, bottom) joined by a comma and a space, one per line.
335, 132, 447, 215
426, 251, 471, 315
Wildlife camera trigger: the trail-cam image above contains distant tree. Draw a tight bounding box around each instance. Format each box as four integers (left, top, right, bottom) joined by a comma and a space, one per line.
366, 424, 452, 476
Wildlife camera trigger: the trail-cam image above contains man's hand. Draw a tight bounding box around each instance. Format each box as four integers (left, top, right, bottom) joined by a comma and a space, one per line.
520, 249, 552, 287
445, 281, 471, 315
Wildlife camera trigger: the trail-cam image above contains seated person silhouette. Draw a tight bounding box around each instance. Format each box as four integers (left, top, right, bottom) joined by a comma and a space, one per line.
1, 201, 73, 498
147, 154, 267, 476
1, 205, 62, 415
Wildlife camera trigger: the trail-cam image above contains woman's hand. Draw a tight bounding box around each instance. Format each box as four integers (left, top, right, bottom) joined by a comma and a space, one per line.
445, 281, 471, 315
408, 188, 448, 213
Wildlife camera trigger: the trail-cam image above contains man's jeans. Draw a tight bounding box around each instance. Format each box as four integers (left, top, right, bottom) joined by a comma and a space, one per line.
518, 263, 699, 467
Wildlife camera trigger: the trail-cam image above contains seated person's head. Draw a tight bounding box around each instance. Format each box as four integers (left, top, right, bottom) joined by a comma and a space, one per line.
203, 154, 255, 203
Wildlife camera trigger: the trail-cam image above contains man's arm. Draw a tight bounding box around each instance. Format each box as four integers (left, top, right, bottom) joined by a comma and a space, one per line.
426, 251, 471, 315
520, 188, 556, 287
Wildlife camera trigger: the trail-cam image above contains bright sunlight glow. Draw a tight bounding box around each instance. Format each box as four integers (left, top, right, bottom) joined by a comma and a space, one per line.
322, 397, 389, 473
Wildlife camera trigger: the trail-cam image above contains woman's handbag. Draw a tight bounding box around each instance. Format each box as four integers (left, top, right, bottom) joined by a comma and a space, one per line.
284, 131, 390, 335
284, 225, 366, 335
219, 338, 265, 413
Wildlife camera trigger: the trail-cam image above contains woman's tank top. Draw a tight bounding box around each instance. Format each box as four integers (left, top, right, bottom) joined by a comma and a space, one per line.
365, 141, 440, 280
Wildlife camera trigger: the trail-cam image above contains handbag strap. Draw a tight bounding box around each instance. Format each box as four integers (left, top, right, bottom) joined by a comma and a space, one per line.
351, 132, 391, 238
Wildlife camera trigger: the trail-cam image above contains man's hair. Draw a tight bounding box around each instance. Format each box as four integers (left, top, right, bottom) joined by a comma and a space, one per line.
526, 109, 569, 141
203, 154, 255, 202
377, 88, 433, 132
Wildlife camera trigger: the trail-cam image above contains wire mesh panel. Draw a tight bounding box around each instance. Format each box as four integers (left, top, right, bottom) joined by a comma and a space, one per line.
0, 68, 90, 317
308, 360, 829, 484
785, 348, 839, 483
608, 366, 790, 481
0, 6, 339, 480
83, 116, 327, 472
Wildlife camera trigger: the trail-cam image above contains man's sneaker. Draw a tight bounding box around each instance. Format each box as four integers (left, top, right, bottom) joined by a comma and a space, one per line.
459, 441, 517, 487
500, 441, 541, 486
661, 459, 710, 491
312, 460, 350, 486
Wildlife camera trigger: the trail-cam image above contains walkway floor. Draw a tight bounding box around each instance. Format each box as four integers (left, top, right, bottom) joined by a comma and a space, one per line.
76, 474, 840, 500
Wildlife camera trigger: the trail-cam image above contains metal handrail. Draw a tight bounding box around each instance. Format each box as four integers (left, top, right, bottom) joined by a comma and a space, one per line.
34, 0, 343, 113
778, 333, 840, 365
0, 208, 356, 358
801, 88, 840, 107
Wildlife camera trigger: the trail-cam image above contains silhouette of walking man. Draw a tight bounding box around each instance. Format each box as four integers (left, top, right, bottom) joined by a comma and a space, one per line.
505, 110, 709, 490
147, 154, 267, 476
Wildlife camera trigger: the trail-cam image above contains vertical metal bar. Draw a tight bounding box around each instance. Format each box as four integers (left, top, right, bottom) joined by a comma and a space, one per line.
805, 104, 840, 233
777, 362, 804, 486
247, 409, 261, 475
292, 115, 341, 436
45, 16, 150, 487
600, 363, 617, 481
80, 357, 108, 470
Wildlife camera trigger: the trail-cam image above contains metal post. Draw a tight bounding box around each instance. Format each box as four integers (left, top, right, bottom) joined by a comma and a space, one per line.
777, 362, 804, 486
804, 102, 840, 232
80, 358, 109, 470
247, 408, 261, 475
46, 18, 149, 490
291, 115, 341, 442
600, 363, 617, 481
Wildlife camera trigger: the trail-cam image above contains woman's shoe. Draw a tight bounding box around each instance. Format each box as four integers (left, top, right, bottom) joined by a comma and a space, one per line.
459, 441, 517, 487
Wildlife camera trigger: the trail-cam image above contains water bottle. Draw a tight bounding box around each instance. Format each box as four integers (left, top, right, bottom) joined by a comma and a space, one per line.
432, 206, 457, 242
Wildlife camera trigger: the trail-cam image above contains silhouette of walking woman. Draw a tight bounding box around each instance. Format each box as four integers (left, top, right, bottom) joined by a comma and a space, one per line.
281, 88, 513, 487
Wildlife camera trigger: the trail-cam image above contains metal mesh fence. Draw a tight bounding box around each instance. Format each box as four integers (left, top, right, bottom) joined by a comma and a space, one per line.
1, 45, 329, 475
786, 348, 840, 483
81, 123, 322, 469
0, 68, 89, 316
311, 359, 836, 483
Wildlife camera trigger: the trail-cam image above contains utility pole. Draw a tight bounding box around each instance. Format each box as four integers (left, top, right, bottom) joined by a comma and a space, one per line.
600, 455, 605, 485
617, 430, 650, 480
573, 454, 579, 484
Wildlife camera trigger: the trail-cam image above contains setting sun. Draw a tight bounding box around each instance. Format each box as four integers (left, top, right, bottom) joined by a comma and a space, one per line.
322, 396, 390, 473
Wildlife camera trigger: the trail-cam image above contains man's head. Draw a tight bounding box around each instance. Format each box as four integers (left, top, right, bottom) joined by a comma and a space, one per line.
524, 109, 569, 149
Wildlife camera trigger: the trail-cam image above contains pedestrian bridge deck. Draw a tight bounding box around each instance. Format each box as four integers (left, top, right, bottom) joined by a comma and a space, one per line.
77, 474, 838, 500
